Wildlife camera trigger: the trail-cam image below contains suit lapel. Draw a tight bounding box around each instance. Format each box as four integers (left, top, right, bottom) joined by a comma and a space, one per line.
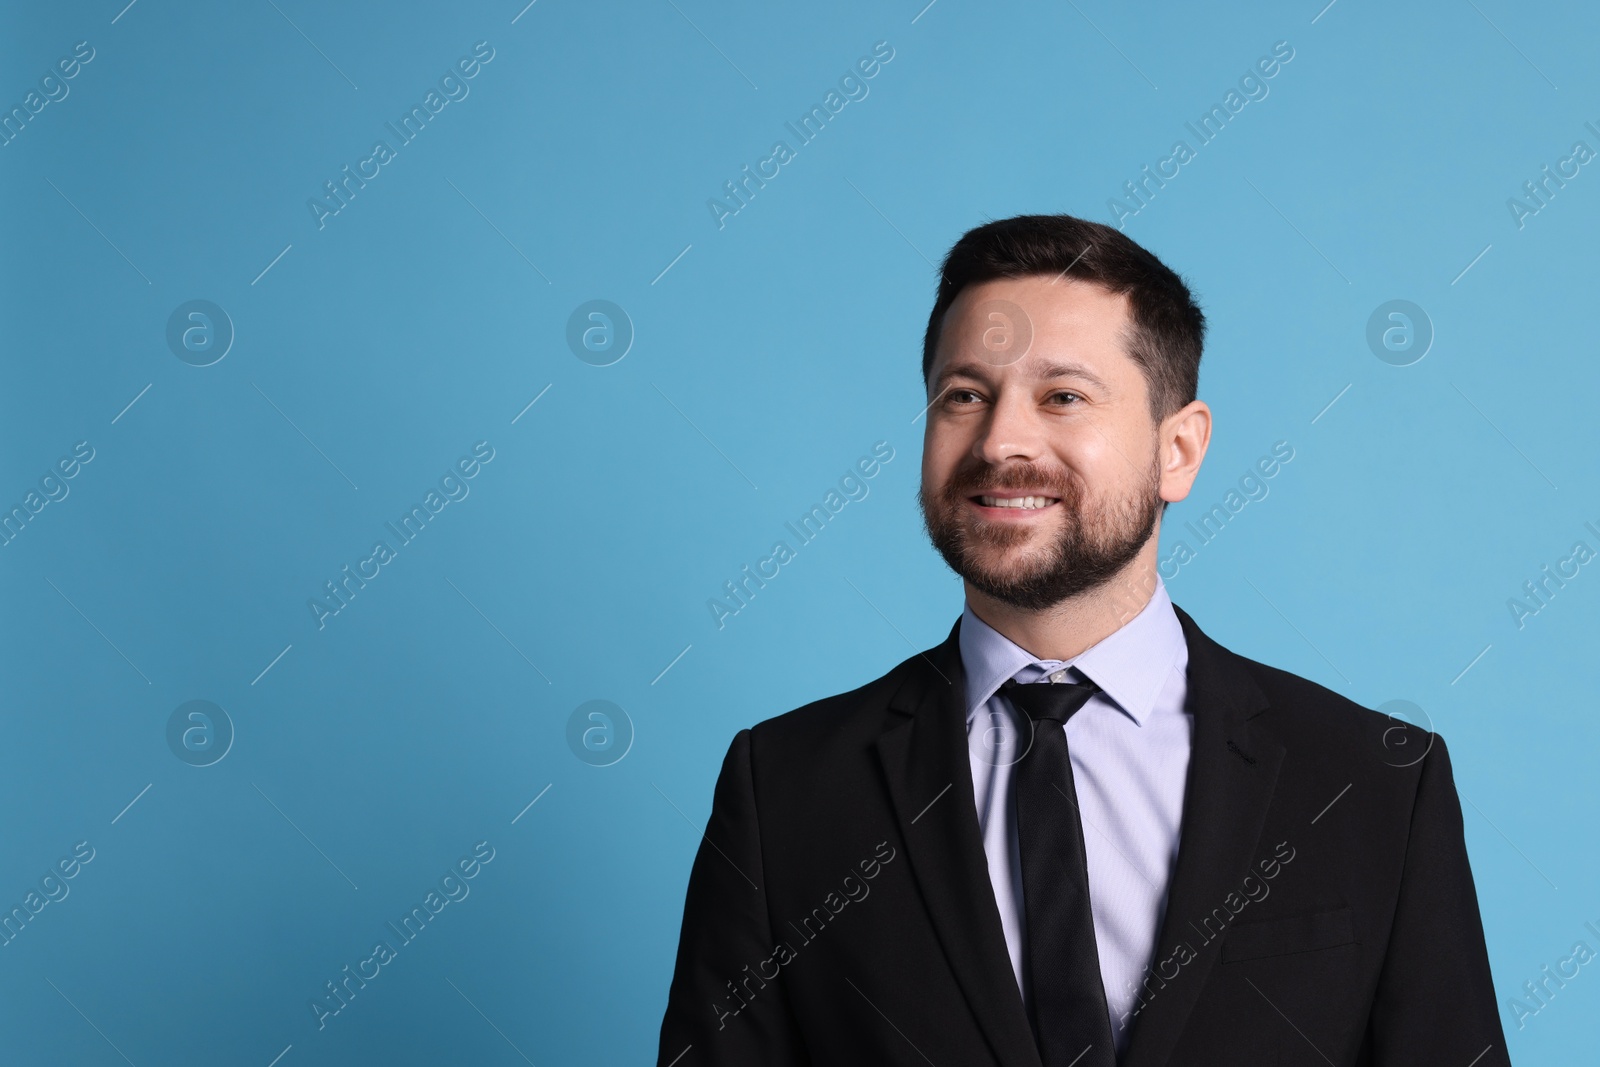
1122, 603, 1284, 1067
876, 619, 1043, 1067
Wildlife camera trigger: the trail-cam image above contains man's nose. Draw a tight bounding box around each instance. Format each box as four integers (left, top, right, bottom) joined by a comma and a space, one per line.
973, 389, 1045, 465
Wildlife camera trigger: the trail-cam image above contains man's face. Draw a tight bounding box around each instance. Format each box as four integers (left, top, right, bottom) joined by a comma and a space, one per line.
918, 274, 1166, 611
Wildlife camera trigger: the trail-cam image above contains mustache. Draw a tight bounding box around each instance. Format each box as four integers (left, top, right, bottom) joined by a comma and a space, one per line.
942, 462, 1073, 499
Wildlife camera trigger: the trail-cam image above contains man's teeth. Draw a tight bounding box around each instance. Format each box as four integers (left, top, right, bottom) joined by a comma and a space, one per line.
979, 495, 1056, 510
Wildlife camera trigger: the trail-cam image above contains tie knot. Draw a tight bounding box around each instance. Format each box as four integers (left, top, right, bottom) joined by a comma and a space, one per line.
1003, 674, 1100, 725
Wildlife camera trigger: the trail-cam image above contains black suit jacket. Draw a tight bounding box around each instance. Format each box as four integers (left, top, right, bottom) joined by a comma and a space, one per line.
657, 605, 1510, 1066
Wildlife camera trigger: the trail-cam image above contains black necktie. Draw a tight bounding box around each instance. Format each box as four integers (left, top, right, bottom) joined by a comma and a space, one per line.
1004, 672, 1116, 1067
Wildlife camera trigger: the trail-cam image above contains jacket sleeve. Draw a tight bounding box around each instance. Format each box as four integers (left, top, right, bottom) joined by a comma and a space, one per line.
656, 728, 811, 1067
1366, 733, 1512, 1065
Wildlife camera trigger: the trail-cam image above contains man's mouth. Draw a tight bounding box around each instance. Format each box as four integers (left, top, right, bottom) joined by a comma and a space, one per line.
971, 494, 1060, 511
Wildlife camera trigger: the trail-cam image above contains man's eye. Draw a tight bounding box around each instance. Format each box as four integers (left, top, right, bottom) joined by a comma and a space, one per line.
946, 389, 982, 405
1049, 391, 1082, 404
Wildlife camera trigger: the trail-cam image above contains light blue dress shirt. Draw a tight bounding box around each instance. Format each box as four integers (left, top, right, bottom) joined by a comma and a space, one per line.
960, 578, 1192, 1053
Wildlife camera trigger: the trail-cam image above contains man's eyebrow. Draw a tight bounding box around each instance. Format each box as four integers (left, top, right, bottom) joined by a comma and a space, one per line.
934, 359, 1110, 390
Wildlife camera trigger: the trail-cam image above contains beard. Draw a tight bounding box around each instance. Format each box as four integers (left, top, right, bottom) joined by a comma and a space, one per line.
918, 449, 1163, 611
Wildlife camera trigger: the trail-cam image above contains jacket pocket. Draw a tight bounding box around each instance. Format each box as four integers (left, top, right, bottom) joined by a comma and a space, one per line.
1220, 906, 1355, 963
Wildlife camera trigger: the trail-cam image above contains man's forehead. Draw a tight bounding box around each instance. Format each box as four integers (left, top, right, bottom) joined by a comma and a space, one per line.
943, 275, 1127, 341
933, 277, 1133, 384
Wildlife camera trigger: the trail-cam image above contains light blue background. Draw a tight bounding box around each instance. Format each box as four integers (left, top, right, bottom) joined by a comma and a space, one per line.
2, 0, 1596, 1063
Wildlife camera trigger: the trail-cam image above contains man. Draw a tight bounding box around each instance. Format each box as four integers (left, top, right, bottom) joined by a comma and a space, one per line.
657, 214, 1509, 1066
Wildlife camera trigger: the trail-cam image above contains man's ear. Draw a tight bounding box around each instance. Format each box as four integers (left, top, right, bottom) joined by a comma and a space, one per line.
1158, 400, 1211, 504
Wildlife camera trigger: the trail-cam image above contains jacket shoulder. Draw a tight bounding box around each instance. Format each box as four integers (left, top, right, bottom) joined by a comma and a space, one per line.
750, 646, 926, 741
738, 638, 952, 794
1225, 642, 1433, 772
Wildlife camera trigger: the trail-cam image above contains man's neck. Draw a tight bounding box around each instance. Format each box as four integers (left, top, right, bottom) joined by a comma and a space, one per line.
964, 546, 1162, 663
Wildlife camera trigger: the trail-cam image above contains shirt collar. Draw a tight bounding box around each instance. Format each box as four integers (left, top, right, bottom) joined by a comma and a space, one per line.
958, 577, 1185, 728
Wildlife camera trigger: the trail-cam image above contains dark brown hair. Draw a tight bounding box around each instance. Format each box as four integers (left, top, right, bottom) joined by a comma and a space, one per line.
921, 214, 1206, 423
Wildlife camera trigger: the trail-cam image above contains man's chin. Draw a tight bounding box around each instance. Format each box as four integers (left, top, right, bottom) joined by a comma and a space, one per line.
961, 574, 1074, 612
952, 556, 1062, 599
